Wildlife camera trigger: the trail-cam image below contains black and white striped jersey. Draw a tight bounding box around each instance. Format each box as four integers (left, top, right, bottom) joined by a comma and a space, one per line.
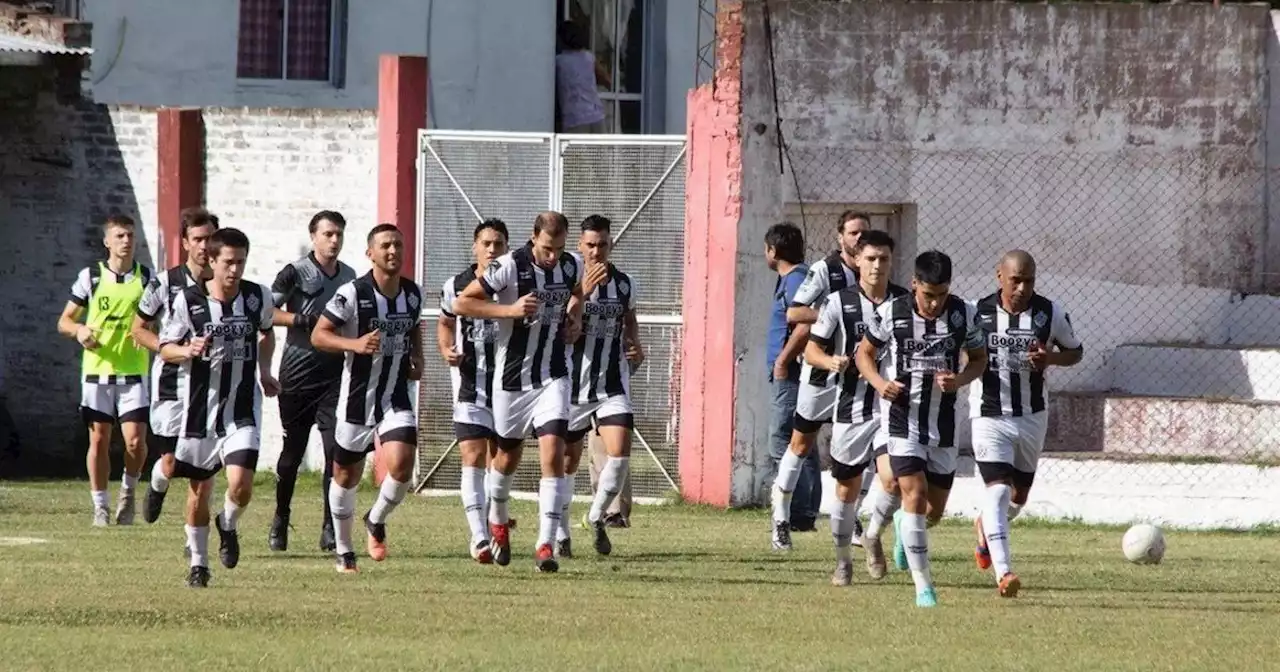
322, 273, 422, 427
159, 281, 274, 439
808, 283, 909, 425
137, 265, 201, 404
569, 253, 637, 405
864, 295, 983, 448
791, 251, 859, 388
478, 242, 581, 392
441, 265, 500, 408
969, 293, 1082, 418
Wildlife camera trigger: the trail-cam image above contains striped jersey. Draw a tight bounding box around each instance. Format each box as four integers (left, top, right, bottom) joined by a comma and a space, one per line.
441, 265, 500, 408
808, 283, 908, 425
478, 242, 582, 392
137, 265, 202, 405
791, 251, 859, 388
322, 273, 422, 427
569, 253, 637, 405
969, 293, 1082, 418
159, 281, 274, 439
864, 295, 983, 447
270, 253, 357, 393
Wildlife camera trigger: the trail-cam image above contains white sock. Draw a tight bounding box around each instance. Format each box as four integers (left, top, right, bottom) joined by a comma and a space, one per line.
537, 477, 560, 548
589, 457, 629, 523
369, 476, 408, 525
122, 473, 139, 492
185, 524, 209, 568
771, 450, 803, 523
900, 512, 933, 592
865, 481, 901, 540
461, 467, 488, 543
482, 468, 496, 526
983, 484, 1014, 578
854, 462, 875, 515
220, 494, 243, 531
830, 499, 856, 562
557, 474, 575, 542
91, 490, 109, 510
150, 461, 169, 493
329, 483, 358, 555
488, 471, 513, 525
1008, 502, 1024, 521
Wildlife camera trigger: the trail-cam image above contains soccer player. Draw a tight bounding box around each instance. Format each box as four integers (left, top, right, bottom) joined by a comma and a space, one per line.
854, 250, 987, 607
452, 211, 584, 573
158, 228, 281, 587
970, 250, 1083, 597
132, 208, 219, 524
267, 210, 357, 553
772, 211, 869, 539
439, 218, 509, 564
57, 214, 154, 527
558, 215, 643, 558
312, 224, 424, 574
801, 230, 907, 586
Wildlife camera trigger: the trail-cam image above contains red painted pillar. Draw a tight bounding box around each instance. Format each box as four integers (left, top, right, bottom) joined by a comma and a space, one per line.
374, 54, 427, 486
679, 1, 745, 508
157, 108, 205, 267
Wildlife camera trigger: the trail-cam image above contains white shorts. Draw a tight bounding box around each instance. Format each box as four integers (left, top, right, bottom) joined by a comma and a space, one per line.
336, 408, 418, 458
830, 420, 880, 471
80, 380, 149, 424
493, 376, 570, 440
972, 412, 1049, 474
150, 400, 182, 437
175, 425, 260, 475
453, 402, 496, 441
886, 437, 958, 477
794, 382, 836, 430
568, 394, 634, 433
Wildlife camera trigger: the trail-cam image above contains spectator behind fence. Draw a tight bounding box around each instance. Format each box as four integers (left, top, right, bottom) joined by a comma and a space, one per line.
555, 20, 610, 133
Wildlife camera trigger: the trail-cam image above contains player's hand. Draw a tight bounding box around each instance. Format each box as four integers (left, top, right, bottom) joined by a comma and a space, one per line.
582, 262, 608, 296
878, 379, 906, 401
511, 294, 540, 320
76, 325, 100, 350
187, 336, 208, 359
561, 314, 582, 343
1028, 340, 1049, 371
408, 356, 423, 381
357, 330, 381, 355
626, 340, 645, 368
441, 349, 462, 367
772, 358, 790, 381
827, 355, 850, 373
260, 373, 281, 397
935, 371, 959, 393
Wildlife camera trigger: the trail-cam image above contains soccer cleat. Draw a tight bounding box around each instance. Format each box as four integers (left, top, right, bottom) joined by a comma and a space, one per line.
215, 512, 240, 569
863, 533, 887, 580
114, 490, 136, 526
556, 537, 573, 559
92, 506, 110, 528
363, 512, 387, 562
268, 512, 290, 552
916, 586, 939, 608
851, 518, 864, 548
319, 520, 336, 552
471, 538, 494, 564
892, 510, 908, 571
602, 512, 630, 529
335, 552, 359, 574
998, 573, 1021, 598
588, 514, 612, 556
186, 566, 211, 588
490, 522, 512, 567
831, 559, 854, 587
143, 486, 166, 524
535, 543, 559, 573
974, 516, 992, 570
771, 519, 793, 551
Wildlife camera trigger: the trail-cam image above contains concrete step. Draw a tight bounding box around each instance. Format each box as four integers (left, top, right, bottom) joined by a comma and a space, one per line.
1110, 343, 1280, 402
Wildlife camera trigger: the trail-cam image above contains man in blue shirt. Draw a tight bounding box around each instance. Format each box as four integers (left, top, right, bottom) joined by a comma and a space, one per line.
763, 222, 819, 549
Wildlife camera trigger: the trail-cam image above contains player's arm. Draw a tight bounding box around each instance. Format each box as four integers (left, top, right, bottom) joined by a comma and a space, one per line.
311, 284, 379, 355
131, 278, 166, 352
803, 299, 843, 372
953, 308, 990, 387
57, 269, 97, 347
408, 319, 424, 381
855, 304, 903, 399
785, 264, 826, 325
773, 270, 811, 376
1041, 305, 1084, 368
436, 281, 462, 366
454, 258, 535, 320
270, 264, 313, 329
158, 293, 200, 363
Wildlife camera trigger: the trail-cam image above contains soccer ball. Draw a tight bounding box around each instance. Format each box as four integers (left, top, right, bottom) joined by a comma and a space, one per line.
1122, 523, 1165, 564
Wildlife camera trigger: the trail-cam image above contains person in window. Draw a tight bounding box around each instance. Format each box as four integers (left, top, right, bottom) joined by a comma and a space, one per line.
556, 21, 611, 134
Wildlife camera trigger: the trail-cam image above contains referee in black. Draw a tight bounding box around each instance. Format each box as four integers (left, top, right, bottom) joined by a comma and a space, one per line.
268, 210, 357, 552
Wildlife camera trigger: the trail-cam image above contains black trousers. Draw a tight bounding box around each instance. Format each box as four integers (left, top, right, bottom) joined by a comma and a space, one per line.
275, 383, 340, 521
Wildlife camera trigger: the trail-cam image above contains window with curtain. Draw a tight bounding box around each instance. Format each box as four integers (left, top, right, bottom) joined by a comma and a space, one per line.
564, 0, 646, 133
237, 0, 338, 82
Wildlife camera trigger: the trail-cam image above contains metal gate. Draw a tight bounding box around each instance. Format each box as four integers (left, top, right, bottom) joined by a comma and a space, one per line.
412, 130, 686, 500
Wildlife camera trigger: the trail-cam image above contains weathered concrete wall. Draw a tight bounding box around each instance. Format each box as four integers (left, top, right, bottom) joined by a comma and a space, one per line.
730, 1, 1275, 504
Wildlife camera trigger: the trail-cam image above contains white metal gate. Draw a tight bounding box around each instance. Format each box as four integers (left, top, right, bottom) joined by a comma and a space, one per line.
412, 130, 686, 500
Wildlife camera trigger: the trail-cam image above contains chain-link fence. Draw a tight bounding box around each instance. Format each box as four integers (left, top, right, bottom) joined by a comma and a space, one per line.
413, 130, 685, 500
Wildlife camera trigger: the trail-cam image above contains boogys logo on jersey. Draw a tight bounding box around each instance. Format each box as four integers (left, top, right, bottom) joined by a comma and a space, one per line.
989, 328, 1037, 351
533, 289, 572, 306
584, 301, 626, 318
203, 318, 255, 339
371, 314, 416, 336
902, 334, 956, 355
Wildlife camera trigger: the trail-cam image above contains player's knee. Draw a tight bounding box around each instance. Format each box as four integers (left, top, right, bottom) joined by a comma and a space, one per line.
564, 450, 582, 475
925, 510, 944, 527
458, 440, 487, 468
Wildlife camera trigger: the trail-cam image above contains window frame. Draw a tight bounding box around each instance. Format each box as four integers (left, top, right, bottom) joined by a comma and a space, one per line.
235, 0, 348, 88
561, 0, 654, 134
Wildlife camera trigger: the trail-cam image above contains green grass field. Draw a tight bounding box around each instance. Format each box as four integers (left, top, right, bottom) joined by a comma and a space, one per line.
2, 478, 1277, 671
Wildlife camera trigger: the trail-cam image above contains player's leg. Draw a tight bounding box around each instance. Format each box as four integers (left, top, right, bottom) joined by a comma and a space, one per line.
585, 399, 633, 556
767, 377, 800, 549
315, 388, 340, 552
828, 420, 874, 586
182, 475, 216, 588
559, 401, 600, 558
531, 376, 572, 573
114, 383, 149, 525
971, 416, 1011, 572
212, 427, 260, 570
144, 432, 178, 523
270, 392, 317, 552
863, 448, 902, 576
328, 420, 374, 573
784, 385, 835, 531
457, 405, 497, 563
889, 440, 937, 607
489, 387, 533, 567
362, 412, 417, 562
80, 383, 116, 526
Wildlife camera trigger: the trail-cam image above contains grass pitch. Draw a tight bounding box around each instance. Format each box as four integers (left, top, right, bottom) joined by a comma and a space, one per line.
1, 478, 1276, 671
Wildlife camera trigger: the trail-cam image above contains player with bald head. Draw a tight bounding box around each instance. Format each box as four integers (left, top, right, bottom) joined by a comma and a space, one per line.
969, 250, 1083, 597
